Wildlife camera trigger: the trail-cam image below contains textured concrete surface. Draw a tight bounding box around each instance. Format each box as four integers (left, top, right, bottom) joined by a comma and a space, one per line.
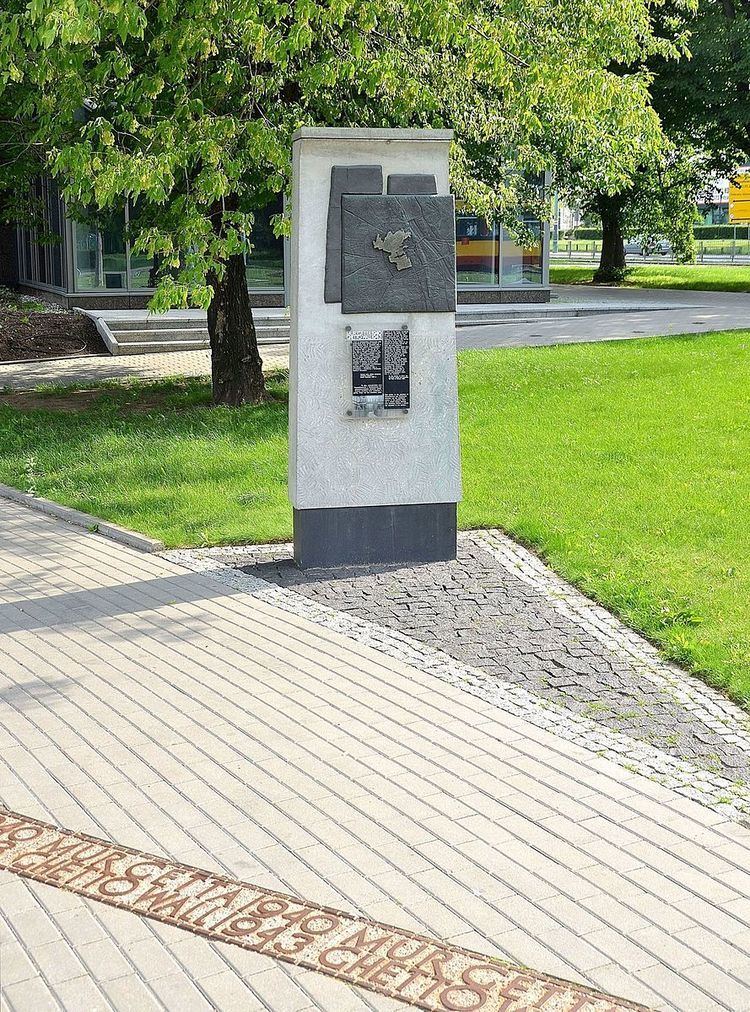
2, 501, 750, 1009
290, 129, 460, 515
324, 164, 383, 303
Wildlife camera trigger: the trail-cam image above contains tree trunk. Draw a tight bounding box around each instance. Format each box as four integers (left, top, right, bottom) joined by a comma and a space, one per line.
207, 250, 267, 406
594, 195, 627, 283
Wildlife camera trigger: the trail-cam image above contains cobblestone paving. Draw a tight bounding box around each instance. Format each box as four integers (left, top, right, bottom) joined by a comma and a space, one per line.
172, 532, 750, 818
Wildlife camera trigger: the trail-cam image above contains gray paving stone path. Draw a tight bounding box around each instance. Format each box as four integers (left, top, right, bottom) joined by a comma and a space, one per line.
3, 287, 749, 391
0, 345, 288, 391
458, 287, 750, 351
5, 499, 750, 1011
175, 531, 750, 820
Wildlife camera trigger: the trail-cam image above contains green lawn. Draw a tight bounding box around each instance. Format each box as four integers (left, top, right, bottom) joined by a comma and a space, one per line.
2, 332, 749, 702
550, 263, 750, 292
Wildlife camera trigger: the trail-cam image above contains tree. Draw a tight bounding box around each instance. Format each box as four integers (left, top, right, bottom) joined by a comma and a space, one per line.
653, 0, 750, 167
567, 0, 750, 282
2, 0, 674, 402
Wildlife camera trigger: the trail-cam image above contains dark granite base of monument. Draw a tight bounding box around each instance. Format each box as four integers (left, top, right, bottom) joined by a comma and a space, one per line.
293, 503, 457, 569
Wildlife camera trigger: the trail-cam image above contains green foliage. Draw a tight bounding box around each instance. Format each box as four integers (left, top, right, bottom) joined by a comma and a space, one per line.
570, 227, 605, 239
570, 224, 750, 240
652, 0, 750, 172
694, 223, 750, 239
575, 0, 750, 264
0, 0, 674, 308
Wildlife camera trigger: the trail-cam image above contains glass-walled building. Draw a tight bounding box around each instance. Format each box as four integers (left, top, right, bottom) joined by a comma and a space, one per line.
456, 212, 544, 289
10, 186, 549, 308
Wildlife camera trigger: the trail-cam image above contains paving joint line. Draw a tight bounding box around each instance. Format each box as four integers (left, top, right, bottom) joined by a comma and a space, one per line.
167, 543, 750, 822
0, 662, 368, 1012
28, 554, 743, 1004
0, 570, 703, 1006
149, 552, 750, 999
2, 612, 524, 1005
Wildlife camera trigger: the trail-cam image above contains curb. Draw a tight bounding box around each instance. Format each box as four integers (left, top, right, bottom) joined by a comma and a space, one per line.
0, 484, 165, 553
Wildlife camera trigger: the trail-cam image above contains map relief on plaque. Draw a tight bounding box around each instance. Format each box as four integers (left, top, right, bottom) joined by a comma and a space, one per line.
372, 230, 413, 271
341, 193, 456, 314
323, 166, 455, 314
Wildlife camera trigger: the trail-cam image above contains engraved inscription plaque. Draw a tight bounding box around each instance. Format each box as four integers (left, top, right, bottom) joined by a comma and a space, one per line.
0, 808, 641, 1012
383, 328, 410, 409
351, 333, 383, 398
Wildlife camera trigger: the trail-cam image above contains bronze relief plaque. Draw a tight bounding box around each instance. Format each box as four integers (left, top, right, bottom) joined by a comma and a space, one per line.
341, 194, 456, 314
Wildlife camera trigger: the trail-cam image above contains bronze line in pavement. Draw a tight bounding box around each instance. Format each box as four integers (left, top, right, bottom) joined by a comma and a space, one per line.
0, 808, 650, 1012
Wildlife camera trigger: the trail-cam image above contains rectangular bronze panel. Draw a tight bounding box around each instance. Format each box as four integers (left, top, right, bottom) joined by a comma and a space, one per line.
387, 174, 437, 195
324, 165, 383, 303
341, 194, 456, 314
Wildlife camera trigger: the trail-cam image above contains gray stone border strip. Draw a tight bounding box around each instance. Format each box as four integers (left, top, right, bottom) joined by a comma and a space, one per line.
74, 307, 117, 354
470, 530, 750, 747
165, 539, 750, 822
0, 352, 107, 368
0, 484, 164, 553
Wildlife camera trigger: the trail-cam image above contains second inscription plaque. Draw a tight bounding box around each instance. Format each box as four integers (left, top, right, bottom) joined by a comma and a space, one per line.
383, 328, 410, 409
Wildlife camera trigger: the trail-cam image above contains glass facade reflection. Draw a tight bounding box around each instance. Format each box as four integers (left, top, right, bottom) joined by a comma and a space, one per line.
456, 214, 499, 285
17, 179, 65, 290
246, 199, 285, 290
16, 187, 547, 300
500, 219, 543, 285
457, 212, 543, 287
73, 209, 127, 290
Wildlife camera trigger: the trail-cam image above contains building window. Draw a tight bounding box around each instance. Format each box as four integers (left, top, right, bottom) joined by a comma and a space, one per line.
456, 211, 544, 288
17, 178, 65, 292
245, 199, 284, 290
125, 199, 158, 290
456, 215, 499, 285
500, 218, 543, 286
68, 197, 285, 294
73, 209, 127, 291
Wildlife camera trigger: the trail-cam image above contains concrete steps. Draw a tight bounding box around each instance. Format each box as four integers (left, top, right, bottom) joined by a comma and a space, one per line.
78, 296, 674, 356
77, 309, 289, 356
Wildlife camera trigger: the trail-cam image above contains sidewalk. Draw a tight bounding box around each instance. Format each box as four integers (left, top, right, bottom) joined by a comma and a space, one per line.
458, 287, 750, 351
0, 345, 288, 392
2, 500, 750, 1011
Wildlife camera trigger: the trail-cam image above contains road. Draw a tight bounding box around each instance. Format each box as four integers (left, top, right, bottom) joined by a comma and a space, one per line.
552, 252, 750, 266
458, 285, 750, 350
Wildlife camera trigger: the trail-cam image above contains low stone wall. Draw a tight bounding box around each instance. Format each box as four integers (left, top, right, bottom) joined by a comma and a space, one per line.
458, 288, 550, 304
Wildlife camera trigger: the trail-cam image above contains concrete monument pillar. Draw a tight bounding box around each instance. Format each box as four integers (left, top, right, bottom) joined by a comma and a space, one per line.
289, 127, 461, 568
